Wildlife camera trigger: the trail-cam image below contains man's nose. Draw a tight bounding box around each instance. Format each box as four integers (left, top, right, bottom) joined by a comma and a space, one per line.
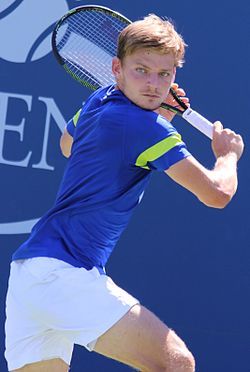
146, 73, 159, 88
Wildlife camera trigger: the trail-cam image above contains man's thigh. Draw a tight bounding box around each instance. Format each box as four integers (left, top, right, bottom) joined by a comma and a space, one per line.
94, 304, 192, 371
11, 358, 68, 372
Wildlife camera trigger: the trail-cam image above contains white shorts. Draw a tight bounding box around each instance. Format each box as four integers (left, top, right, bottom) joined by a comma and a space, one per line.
5, 258, 139, 371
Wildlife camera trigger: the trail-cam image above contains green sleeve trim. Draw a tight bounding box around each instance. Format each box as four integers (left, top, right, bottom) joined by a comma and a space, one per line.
73, 109, 82, 126
135, 133, 183, 170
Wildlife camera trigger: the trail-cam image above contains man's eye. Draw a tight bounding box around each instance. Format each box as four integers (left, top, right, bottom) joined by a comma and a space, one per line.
160, 71, 170, 77
136, 67, 147, 74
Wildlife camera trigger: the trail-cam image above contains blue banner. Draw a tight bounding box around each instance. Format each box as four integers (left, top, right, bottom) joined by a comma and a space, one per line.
1, 1, 249, 371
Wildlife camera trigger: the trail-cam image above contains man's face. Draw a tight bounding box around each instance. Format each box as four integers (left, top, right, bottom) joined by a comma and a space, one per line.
112, 49, 176, 110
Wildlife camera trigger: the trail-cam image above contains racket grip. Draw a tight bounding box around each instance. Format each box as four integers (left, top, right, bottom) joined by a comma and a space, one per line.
182, 108, 213, 139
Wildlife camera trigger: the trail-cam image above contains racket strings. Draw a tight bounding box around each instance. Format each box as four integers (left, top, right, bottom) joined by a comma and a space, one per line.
55, 10, 128, 89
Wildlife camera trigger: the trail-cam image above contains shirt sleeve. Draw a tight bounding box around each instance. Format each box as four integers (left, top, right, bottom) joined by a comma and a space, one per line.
66, 86, 110, 136
66, 108, 82, 136
125, 111, 191, 172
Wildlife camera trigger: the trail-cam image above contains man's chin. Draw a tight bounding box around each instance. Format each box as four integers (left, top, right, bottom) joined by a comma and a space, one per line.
135, 100, 161, 111
143, 103, 161, 111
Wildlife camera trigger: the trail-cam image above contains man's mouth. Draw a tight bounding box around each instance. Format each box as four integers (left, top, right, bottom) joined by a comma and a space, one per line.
142, 93, 161, 98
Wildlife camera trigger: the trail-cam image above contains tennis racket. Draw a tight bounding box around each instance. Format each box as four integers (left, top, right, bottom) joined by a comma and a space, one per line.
52, 5, 213, 139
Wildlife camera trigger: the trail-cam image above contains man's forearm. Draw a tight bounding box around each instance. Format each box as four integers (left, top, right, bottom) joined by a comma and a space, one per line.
212, 152, 238, 202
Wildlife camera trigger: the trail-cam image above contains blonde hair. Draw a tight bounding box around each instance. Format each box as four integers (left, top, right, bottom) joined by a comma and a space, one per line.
117, 14, 186, 67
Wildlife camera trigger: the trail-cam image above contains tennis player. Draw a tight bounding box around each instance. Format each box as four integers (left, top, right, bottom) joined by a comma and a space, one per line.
5, 14, 244, 372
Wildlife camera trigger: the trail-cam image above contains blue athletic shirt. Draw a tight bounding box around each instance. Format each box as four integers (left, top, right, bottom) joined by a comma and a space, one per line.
13, 85, 191, 273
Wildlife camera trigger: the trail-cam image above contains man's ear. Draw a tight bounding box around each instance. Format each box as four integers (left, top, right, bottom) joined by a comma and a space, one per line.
112, 57, 122, 80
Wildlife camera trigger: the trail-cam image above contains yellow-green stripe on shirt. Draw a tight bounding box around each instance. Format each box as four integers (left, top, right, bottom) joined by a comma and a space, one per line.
73, 109, 82, 126
135, 133, 183, 170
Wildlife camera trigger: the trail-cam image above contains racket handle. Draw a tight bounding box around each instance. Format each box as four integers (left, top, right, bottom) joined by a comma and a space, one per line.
182, 108, 213, 139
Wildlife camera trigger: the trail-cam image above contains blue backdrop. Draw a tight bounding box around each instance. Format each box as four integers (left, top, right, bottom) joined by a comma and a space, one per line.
0, 1, 249, 371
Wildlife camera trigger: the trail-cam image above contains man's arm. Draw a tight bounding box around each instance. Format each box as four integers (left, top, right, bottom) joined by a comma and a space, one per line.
60, 127, 73, 158
165, 122, 244, 209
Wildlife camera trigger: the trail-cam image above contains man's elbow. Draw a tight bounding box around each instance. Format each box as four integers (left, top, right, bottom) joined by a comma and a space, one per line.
60, 144, 71, 158
60, 131, 73, 158
60, 140, 71, 158
199, 190, 235, 209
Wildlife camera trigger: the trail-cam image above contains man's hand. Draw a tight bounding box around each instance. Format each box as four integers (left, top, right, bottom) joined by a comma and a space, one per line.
155, 83, 189, 122
212, 121, 244, 161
